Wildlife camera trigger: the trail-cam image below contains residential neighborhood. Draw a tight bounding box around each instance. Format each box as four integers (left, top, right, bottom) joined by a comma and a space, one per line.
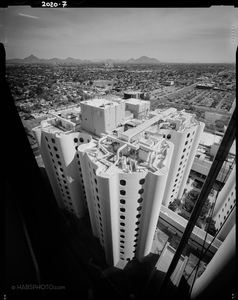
6, 61, 235, 140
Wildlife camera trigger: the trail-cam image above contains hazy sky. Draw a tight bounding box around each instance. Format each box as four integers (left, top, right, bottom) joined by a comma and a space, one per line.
0, 6, 237, 63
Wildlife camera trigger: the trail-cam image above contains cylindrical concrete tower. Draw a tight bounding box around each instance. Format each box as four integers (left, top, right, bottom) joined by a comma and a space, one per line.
212, 166, 236, 241
158, 112, 205, 207
78, 134, 174, 266
33, 119, 92, 219
213, 166, 236, 216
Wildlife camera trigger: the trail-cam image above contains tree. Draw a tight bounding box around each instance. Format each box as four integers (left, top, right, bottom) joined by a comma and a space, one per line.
206, 123, 216, 131
144, 93, 150, 100
67, 95, 72, 102
222, 73, 229, 79
32, 103, 41, 110
45, 94, 53, 102
188, 105, 195, 111
196, 218, 203, 228
178, 211, 189, 220
36, 85, 44, 95
199, 199, 211, 218
174, 198, 181, 206
168, 198, 181, 212
168, 202, 177, 212
28, 90, 35, 98
183, 197, 194, 213
21, 107, 31, 113
204, 217, 217, 236
215, 120, 225, 129
84, 93, 91, 100
188, 189, 200, 203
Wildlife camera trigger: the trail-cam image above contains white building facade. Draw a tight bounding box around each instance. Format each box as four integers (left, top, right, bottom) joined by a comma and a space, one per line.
80, 98, 125, 137
33, 101, 205, 266
213, 166, 236, 241
125, 98, 150, 119
33, 114, 91, 219
191, 132, 235, 184
151, 109, 205, 206
77, 130, 174, 266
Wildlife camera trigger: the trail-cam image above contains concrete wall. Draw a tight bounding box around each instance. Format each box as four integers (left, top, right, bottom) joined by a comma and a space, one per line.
137, 143, 174, 259
159, 205, 222, 257
192, 157, 233, 183
81, 101, 125, 136
33, 126, 92, 218
160, 125, 204, 207
178, 122, 205, 199
77, 139, 174, 266
213, 167, 236, 241
191, 225, 236, 300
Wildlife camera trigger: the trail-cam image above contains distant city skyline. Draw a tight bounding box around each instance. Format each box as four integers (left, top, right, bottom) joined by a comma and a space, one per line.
0, 6, 237, 63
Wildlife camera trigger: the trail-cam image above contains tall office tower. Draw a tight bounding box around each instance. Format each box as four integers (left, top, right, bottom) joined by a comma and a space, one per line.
213, 166, 236, 241
32, 107, 92, 219
77, 113, 174, 266
150, 109, 205, 207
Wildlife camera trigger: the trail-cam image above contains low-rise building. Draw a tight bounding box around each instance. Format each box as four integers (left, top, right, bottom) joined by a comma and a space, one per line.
80, 98, 126, 136
191, 131, 235, 184
124, 90, 144, 99
124, 98, 150, 119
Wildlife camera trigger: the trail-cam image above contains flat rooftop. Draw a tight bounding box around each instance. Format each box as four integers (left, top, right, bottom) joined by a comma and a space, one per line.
199, 132, 222, 147
81, 98, 123, 108
125, 98, 149, 105
84, 130, 171, 175
122, 108, 198, 143
38, 111, 81, 135
40, 120, 74, 135
121, 114, 165, 142
124, 90, 142, 94
199, 132, 235, 155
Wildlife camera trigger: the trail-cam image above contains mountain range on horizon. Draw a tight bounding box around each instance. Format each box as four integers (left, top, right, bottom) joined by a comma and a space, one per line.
127, 55, 161, 64
6, 55, 161, 65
